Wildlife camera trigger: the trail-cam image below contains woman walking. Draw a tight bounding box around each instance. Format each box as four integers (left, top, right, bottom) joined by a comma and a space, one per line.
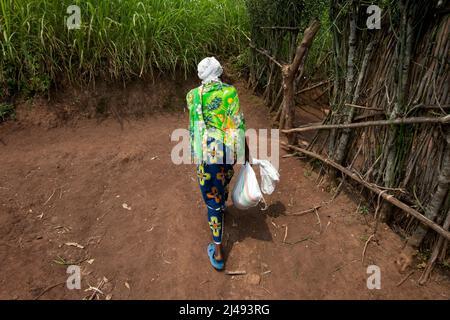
186, 57, 249, 270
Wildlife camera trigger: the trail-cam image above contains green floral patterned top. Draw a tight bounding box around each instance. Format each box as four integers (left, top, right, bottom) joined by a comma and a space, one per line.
187, 81, 246, 164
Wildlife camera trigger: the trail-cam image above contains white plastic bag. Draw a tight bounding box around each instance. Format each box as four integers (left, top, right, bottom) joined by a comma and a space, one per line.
252, 159, 280, 195
231, 163, 263, 210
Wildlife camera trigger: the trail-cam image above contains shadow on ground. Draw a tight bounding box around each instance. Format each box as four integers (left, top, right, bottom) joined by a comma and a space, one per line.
224, 201, 286, 256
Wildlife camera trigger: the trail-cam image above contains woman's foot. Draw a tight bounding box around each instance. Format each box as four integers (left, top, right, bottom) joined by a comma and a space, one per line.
214, 243, 223, 261
207, 243, 224, 270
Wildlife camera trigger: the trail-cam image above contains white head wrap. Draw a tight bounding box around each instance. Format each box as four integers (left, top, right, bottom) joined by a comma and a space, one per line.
197, 57, 223, 84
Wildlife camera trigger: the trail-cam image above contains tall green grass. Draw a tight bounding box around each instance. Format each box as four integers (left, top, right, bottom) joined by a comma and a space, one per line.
0, 0, 248, 95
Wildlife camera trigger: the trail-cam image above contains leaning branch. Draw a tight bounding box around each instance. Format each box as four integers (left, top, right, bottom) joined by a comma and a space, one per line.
297, 80, 332, 95
249, 45, 283, 68
241, 31, 284, 68
282, 142, 450, 241
282, 115, 450, 134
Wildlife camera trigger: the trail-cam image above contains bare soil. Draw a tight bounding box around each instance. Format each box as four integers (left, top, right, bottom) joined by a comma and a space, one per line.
0, 80, 449, 300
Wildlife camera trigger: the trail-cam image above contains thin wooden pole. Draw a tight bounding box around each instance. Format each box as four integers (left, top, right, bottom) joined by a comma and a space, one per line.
282, 115, 450, 134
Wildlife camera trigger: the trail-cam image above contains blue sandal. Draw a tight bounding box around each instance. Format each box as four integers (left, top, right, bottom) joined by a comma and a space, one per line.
207, 243, 224, 270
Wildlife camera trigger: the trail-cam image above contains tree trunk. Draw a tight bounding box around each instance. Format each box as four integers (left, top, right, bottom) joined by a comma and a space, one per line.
332, 12, 357, 165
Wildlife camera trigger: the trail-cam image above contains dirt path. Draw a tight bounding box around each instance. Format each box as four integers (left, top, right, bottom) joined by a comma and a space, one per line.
0, 81, 449, 300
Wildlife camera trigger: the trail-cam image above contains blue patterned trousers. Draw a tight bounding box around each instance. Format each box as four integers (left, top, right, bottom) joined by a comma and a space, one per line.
196, 140, 235, 244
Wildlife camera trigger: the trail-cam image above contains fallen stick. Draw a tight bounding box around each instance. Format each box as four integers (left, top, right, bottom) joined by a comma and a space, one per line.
270, 219, 280, 229
396, 271, 415, 287
330, 259, 359, 275
225, 271, 247, 276
283, 143, 450, 241
331, 264, 345, 274
282, 114, 450, 134
261, 286, 271, 295
314, 208, 322, 234
43, 189, 56, 206
287, 205, 322, 216
34, 281, 65, 300
87, 278, 107, 300
283, 225, 288, 243
362, 234, 375, 264
285, 236, 311, 245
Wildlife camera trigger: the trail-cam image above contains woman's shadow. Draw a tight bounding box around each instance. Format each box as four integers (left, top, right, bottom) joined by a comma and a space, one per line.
223, 201, 286, 256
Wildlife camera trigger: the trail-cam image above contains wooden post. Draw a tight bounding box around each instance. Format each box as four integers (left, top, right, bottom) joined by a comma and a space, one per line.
279, 20, 321, 144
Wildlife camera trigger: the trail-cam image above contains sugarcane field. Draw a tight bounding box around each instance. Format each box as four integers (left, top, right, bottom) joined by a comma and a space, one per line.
0, 0, 449, 307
